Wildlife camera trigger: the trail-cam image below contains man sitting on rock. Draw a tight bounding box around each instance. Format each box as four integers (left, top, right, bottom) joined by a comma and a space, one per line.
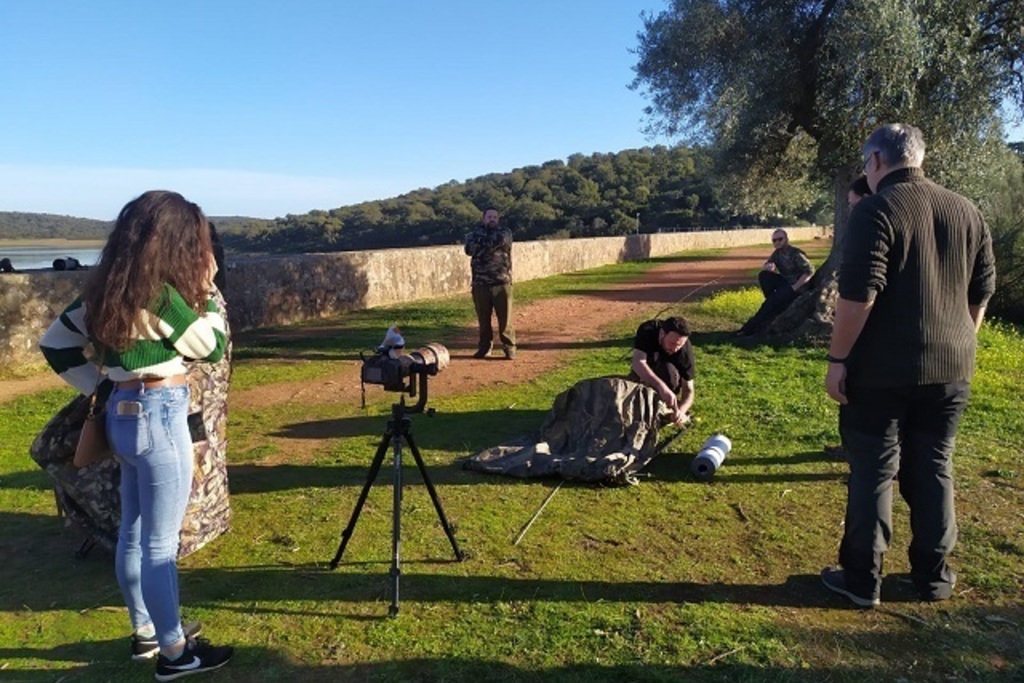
735, 229, 814, 336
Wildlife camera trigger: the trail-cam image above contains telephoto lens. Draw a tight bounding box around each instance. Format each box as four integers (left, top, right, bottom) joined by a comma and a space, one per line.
409, 343, 450, 374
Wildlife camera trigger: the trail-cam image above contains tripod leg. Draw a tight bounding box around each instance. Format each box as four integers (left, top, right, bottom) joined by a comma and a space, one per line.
405, 432, 465, 561
329, 431, 390, 569
389, 430, 404, 617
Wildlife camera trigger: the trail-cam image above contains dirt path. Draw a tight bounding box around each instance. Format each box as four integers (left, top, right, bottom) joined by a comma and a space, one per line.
1, 245, 779, 407
227, 245, 772, 412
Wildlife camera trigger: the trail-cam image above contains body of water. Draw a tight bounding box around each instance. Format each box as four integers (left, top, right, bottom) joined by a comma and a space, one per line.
0, 245, 104, 271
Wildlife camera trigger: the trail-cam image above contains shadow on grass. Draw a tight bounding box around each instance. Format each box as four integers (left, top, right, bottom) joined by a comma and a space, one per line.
7, 646, 1005, 683
0, 557, 868, 611
0, 511, 119, 610
640, 450, 843, 486
229, 460, 576, 494
0, 468, 52, 491
210, 566, 838, 608
267, 407, 551, 441
228, 444, 842, 495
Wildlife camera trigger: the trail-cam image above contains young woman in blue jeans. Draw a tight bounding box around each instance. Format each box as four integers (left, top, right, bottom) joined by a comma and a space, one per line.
41, 190, 233, 681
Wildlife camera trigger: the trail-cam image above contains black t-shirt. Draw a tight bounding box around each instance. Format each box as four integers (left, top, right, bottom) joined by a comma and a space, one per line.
632, 320, 695, 393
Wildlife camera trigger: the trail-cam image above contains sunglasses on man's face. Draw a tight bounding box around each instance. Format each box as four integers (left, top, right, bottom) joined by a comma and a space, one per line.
772, 237, 785, 243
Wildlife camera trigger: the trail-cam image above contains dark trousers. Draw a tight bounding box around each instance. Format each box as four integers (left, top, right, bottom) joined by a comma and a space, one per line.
837, 380, 969, 600
740, 271, 798, 333
471, 284, 515, 350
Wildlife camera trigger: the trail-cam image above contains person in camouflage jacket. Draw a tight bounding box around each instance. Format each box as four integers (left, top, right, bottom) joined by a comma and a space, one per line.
464, 207, 516, 359
736, 229, 815, 336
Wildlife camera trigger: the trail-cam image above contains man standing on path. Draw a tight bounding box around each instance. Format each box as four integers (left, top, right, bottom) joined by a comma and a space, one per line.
735, 229, 814, 336
465, 207, 516, 359
822, 123, 996, 608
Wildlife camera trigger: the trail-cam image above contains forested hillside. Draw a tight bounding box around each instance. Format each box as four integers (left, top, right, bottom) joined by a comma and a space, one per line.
221, 146, 825, 254
0, 212, 273, 242
0, 213, 112, 240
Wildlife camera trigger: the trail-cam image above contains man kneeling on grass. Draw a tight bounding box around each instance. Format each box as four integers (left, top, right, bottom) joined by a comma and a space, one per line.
628, 316, 695, 427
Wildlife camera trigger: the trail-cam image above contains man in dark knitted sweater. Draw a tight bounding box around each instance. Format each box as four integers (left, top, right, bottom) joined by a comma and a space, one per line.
822, 123, 996, 608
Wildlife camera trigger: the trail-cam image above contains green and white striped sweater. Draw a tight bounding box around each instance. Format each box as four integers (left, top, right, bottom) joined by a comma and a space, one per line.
40, 284, 228, 396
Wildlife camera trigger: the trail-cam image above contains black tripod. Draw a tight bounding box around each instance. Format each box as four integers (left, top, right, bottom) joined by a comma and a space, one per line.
329, 395, 464, 616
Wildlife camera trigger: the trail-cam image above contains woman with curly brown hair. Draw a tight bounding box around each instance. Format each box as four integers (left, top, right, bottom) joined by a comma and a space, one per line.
40, 190, 233, 680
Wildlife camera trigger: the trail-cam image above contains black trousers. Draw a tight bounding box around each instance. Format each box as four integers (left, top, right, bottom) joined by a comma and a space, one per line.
739, 271, 798, 333
837, 380, 969, 600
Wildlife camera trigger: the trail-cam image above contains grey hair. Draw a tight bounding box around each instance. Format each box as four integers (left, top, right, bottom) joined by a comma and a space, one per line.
863, 123, 926, 168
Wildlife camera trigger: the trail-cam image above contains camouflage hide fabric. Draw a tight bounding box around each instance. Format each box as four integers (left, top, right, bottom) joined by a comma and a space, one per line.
465, 377, 666, 485
180, 286, 232, 557
29, 396, 121, 550
28, 289, 233, 558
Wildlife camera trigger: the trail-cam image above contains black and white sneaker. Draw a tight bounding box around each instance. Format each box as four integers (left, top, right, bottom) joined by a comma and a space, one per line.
131, 621, 203, 661
154, 637, 233, 681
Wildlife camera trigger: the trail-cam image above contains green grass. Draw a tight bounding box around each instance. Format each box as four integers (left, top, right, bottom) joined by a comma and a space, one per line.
1, 257, 1021, 682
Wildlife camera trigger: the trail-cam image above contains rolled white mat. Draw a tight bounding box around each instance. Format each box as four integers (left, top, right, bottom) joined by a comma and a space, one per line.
690, 433, 732, 481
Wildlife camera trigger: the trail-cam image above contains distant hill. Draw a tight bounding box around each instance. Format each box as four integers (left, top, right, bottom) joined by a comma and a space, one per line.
2, 145, 826, 251
0, 212, 113, 240
221, 145, 824, 254
0, 212, 273, 242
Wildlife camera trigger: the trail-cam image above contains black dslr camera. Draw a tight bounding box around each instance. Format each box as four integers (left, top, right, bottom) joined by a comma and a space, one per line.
359, 327, 449, 413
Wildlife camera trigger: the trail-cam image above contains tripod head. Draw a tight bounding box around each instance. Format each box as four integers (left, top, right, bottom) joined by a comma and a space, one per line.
393, 371, 433, 415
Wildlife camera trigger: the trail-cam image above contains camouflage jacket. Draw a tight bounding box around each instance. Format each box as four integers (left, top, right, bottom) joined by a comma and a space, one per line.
767, 246, 814, 287
464, 226, 513, 286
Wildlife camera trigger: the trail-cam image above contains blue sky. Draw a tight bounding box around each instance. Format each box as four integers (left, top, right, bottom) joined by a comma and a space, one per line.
0, 1, 670, 219
2, 1, 1022, 221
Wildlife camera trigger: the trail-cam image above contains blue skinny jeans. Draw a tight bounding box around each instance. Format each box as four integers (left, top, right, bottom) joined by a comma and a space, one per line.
107, 384, 192, 650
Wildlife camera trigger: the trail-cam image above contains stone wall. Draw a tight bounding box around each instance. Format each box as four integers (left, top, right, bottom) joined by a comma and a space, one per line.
1, 227, 827, 372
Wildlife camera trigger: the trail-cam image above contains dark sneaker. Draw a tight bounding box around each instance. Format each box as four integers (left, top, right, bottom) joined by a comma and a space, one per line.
502, 345, 516, 360
154, 637, 233, 681
132, 621, 203, 661
472, 346, 491, 359
821, 567, 880, 608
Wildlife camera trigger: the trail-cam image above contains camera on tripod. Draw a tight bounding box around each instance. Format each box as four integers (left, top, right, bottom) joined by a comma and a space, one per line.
334, 326, 464, 615
359, 326, 450, 413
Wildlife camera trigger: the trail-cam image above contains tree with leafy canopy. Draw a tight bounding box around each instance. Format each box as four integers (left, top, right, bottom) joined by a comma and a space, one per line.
631, 0, 1024, 338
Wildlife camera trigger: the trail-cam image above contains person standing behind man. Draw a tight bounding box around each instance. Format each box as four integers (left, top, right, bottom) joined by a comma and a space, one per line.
465, 207, 516, 359
822, 123, 996, 608
847, 174, 872, 208
735, 229, 814, 336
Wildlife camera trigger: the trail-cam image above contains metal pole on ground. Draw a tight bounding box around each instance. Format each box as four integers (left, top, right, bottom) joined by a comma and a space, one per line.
513, 480, 564, 546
